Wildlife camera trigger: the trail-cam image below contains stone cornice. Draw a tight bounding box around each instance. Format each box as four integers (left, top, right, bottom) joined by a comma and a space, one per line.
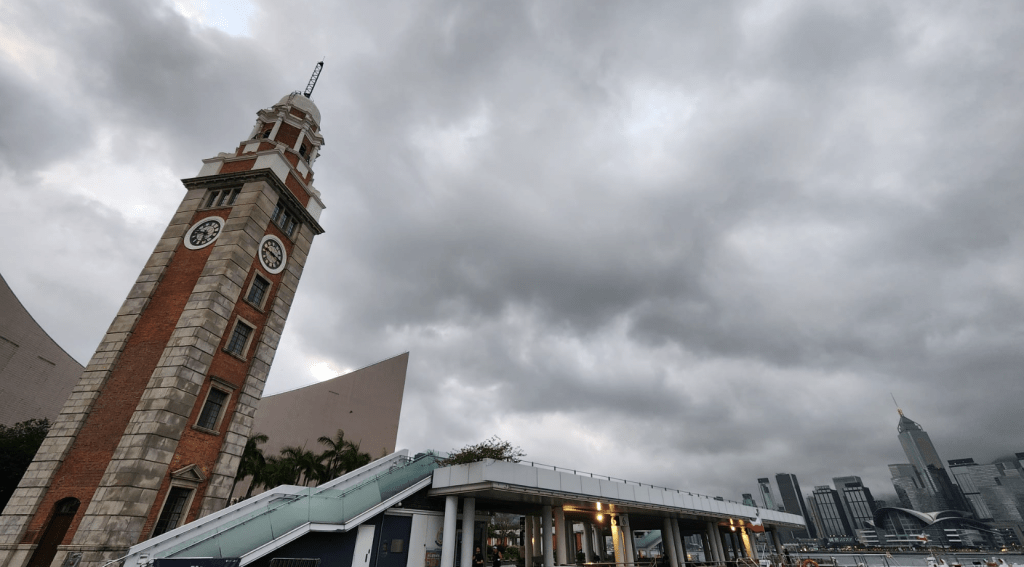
181, 169, 325, 235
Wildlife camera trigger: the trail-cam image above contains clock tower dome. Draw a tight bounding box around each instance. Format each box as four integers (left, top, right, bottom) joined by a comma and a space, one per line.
0, 67, 327, 567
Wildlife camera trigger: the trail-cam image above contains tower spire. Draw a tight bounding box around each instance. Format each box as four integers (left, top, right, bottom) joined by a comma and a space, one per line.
891, 393, 903, 416
303, 60, 324, 98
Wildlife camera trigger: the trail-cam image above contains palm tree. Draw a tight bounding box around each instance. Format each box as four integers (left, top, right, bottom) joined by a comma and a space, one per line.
317, 430, 374, 481
278, 446, 323, 486
340, 441, 372, 473
259, 455, 298, 489
317, 430, 351, 479
233, 432, 269, 499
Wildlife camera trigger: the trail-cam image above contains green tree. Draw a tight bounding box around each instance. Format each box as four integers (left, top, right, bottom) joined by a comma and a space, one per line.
439, 436, 525, 466
488, 513, 520, 547
0, 418, 51, 509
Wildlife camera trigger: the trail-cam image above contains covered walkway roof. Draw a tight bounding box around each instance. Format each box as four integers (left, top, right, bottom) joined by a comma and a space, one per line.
429, 459, 806, 531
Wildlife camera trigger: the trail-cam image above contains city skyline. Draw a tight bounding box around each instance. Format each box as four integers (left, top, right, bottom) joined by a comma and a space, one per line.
3, 0, 1024, 501
746, 409, 1023, 514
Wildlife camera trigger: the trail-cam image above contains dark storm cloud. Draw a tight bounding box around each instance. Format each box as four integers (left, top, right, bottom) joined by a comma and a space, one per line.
4, 0, 1024, 502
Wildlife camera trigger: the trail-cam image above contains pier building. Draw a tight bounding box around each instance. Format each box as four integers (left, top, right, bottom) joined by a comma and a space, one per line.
119, 454, 808, 567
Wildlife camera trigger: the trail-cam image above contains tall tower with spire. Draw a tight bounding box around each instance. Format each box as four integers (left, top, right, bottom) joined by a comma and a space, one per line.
889, 407, 969, 513
0, 69, 327, 567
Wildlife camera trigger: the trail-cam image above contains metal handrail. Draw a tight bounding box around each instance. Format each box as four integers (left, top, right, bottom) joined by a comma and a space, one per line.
507, 460, 747, 506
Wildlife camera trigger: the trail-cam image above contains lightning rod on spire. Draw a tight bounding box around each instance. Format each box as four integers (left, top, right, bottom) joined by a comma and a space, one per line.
891, 393, 903, 415
303, 60, 324, 98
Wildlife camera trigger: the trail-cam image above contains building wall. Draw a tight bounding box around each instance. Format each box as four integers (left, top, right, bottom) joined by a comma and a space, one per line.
0, 273, 84, 427
230, 353, 408, 499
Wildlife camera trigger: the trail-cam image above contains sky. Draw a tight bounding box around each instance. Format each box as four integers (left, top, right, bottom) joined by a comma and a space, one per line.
3, 0, 1024, 505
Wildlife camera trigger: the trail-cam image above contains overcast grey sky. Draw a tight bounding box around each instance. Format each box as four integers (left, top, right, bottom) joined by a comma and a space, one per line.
3, 0, 1023, 503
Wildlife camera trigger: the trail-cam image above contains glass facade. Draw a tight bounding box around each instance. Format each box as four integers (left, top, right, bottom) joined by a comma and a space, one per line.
810, 486, 853, 539
757, 478, 777, 510
777, 473, 816, 538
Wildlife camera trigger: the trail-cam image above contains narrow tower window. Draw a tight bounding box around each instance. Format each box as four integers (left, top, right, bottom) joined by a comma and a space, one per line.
246, 275, 270, 308
197, 388, 229, 430
226, 321, 253, 358
152, 487, 193, 536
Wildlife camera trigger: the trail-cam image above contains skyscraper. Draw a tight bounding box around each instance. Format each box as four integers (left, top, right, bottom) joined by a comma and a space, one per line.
948, 458, 1024, 522
889, 409, 969, 513
0, 80, 327, 567
776, 473, 816, 539
832, 476, 877, 531
758, 477, 778, 510
808, 486, 853, 541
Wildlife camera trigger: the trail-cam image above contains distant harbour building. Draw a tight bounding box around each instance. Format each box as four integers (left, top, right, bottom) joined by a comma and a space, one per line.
888, 409, 969, 513
758, 477, 779, 511
776, 473, 816, 540
808, 486, 853, 543
742, 493, 756, 507
870, 508, 1001, 549
832, 476, 879, 545
947, 458, 1024, 523
832, 476, 877, 530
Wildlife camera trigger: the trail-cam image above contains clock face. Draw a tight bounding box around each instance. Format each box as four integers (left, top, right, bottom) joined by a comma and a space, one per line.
259, 235, 287, 274
184, 217, 225, 250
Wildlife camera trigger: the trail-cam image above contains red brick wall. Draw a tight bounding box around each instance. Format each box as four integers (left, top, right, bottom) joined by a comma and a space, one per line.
220, 159, 258, 174
286, 174, 310, 207
140, 224, 297, 537
275, 124, 301, 149
22, 210, 229, 546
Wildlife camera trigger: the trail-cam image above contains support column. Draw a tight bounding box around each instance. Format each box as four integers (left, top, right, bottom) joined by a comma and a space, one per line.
596, 522, 608, 561
672, 520, 686, 567
710, 524, 726, 564
771, 527, 783, 556
461, 498, 476, 567
441, 496, 459, 567
567, 520, 577, 563
611, 516, 625, 565
555, 507, 568, 566
525, 516, 534, 567
534, 515, 544, 563
700, 532, 713, 563
543, 506, 555, 567
581, 522, 594, 563
740, 527, 756, 560
704, 523, 717, 563
621, 514, 635, 567
536, 516, 544, 561
663, 519, 679, 567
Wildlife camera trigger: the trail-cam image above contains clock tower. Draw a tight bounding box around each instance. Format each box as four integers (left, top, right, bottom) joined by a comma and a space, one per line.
0, 70, 327, 567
